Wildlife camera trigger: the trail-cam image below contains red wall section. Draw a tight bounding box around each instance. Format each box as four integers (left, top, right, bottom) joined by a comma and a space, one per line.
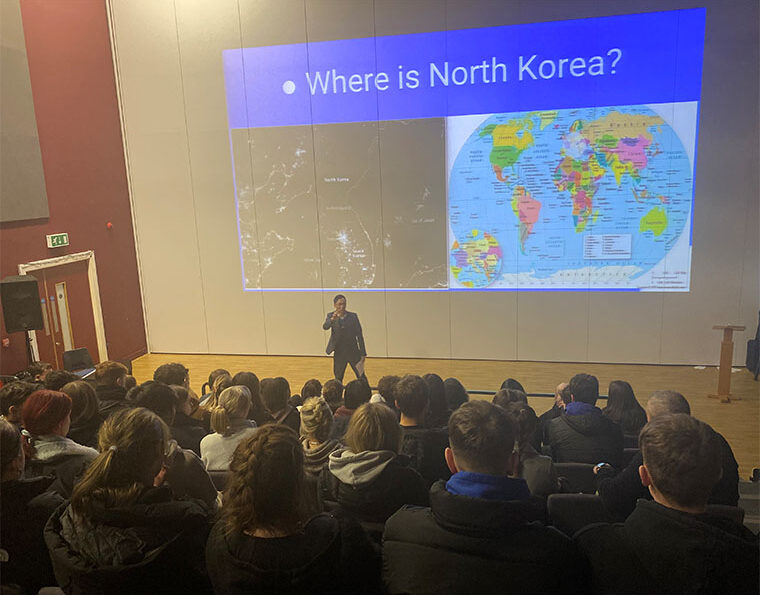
0, 0, 146, 374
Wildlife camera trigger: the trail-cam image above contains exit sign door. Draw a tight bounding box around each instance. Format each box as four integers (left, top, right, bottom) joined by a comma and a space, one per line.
46, 233, 69, 248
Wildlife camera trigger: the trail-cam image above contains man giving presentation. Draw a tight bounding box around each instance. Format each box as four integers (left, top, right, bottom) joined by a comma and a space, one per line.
322, 294, 366, 382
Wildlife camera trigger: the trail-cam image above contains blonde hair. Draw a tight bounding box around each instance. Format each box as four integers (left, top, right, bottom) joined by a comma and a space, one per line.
299, 397, 333, 443
345, 402, 401, 454
71, 407, 168, 517
211, 386, 251, 435
198, 373, 233, 417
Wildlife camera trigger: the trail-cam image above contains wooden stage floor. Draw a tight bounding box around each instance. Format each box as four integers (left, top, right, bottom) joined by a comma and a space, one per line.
132, 353, 760, 478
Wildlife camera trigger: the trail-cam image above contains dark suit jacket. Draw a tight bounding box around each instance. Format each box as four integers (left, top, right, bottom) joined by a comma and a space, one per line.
323, 311, 366, 358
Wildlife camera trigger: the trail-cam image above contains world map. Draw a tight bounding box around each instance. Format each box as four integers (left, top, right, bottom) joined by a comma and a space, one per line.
448, 103, 695, 290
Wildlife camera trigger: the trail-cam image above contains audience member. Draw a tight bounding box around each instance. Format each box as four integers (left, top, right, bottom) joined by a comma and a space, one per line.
290, 377, 322, 409
322, 378, 344, 413
123, 374, 137, 391
545, 373, 624, 467
201, 385, 257, 471
330, 378, 371, 439
0, 418, 63, 593
300, 396, 340, 477
320, 402, 428, 524
44, 407, 213, 594
422, 373, 449, 428
94, 360, 129, 420
504, 402, 560, 497
538, 382, 569, 447
492, 388, 528, 407
261, 376, 300, 433
61, 380, 102, 448
22, 390, 98, 497
28, 361, 53, 382
383, 400, 586, 594
596, 390, 740, 518
442, 377, 468, 414
200, 367, 230, 404
602, 380, 647, 444
169, 384, 206, 455
44, 370, 79, 392
396, 374, 451, 485
0, 380, 39, 429
206, 425, 381, 594
195, 373, 233, 433
153, 361, 191, 387
576, 414, 758, 594
372, 374, 400, 410
232, 371, 275, 426
500, 377, 526, 392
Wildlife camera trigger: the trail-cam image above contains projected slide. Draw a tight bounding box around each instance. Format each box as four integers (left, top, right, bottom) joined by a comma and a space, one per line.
223, 9, 704, 291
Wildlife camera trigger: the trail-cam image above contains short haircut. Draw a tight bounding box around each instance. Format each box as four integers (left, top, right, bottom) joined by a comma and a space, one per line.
333, 294, 346, 304
95, 361, 128, 386
377, 375, 400, 401
344, 378, 371, 410
260, 377, 290, 413
300, 378, 322, 400
492, 388, 528, 408
130, 381, 178, 426
43, 370, 79, 392
299, 396, 333, 442
504, 401, 538, 447
569, 373, 599, 405
646, 390, 690, 418
207, 368, 230, 390
500, 378, 525, 393
640, 414, 721, 508
153, 362, 189, 386
345, 402, 401, 454
322, 379, 344, 412
558, 383, 572, 406
0, 381, 40, 416
448, 400, 515, 475
394, 374, 429, 419
22, 390, 73, 435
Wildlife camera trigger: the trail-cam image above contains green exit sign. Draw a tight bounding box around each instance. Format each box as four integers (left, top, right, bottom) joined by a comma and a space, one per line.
46, 233, 69, 248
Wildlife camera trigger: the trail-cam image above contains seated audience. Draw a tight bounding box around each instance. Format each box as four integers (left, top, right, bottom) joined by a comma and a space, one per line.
1, 418, 63, 594
504, 401, 560, 497
300, 396, 341, 477
131, 381, 217, 508
492, 387, 528, 407
383, 400, 587, 594
154, 361, 191, 387
205, 425, 381, 594
330, 378, 371, 439
320, 403, 428, 523
576, 414, 758, 594
0, 380, 39, 429
500, 377, 526, 392
545, 373, 623, 467
45, 407, 213, 594
232, 371, 275, 426
596, 390, 740, 518
169, 384, 206, 455
322, 378, 344, 413
94, 360, 129, 420
61, 380, 102, 448
372, 374, 400, 408
261, 376, 300, 434
22, 390, 98, 497
201, 385, 257, 471
422, 373, 449, 428
602, 380, 647, 446
290, 377, 322, 409
443, 377, 468, 414
538, 382, 568, 447
28, 361, 53, 382
44, 370, 79, 391
396, 374, 451, 485
123, 374, 137, 391
195, 373, 233, 433
200, 367, 230, 405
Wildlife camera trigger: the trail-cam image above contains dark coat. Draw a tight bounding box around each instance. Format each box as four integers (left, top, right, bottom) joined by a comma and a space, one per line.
171, 411, 207, 456
274, 405, 301, 435
399, 425, 451, 486
575, 499, 759, 594
383, 481, 588, 594
596, 433, 740, 519
1, 476, 64, 594
67, 413, 102, 449
95, 384, 129, 421
44, 486, 212, 595
24, 435, 98, 498
205, 513, 382, 595
323, 311, 366, 358
546, 409, 624, 468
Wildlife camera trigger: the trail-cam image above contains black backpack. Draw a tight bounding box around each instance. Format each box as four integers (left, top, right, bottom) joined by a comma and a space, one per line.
746, 310, 760, 380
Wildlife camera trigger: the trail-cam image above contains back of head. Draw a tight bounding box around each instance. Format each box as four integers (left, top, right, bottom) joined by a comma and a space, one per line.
345, 402, 401, 454
232, 371, 260, 400
605, 381, 636, 418
0, 381, 40, 416
322, 379, 344, 412
300, 378, 322, 400
423, 373, 449, 427
208, 368, 231, 390
0, 418, 22, 477
95, 360, 128, 387
61, 381, 99, 424
448, 400, 515, 475
130, 381, 178, 426
492, 388, 528, 409
299, 397, 333, 442
44, 370, 79, 392
646, 390, 690, 419
224, 424, 304, 536
344, 378, 371, 410
639, 414, 721, 509
500, 377, 526, 393
211, 386, 251, 435
27, 361, 52, 381
443, 377, 468, 412
201, 373, 233, 412
394, 375, 429, 420
503, 401, 538, 447
260, 377, 290, 413
71, 407, 169, 516
569, 373, 599, 405
377, 375, 401, 402
22, 390, 72, 436
153, 362, 189, 387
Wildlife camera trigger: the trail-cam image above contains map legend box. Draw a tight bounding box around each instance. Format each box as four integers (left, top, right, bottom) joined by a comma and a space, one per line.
583, 234, 632, 260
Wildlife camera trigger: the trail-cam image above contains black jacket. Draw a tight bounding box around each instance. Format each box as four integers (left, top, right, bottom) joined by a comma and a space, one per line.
399, 425, 451, 486
546, 409, 624, 467
575, 499, 759, 594
44, 486, 212, 594
383, 481, 588, 594
171, 411, 207, 456
596, 433, 740, 519
205, 513, 381, 595
323, 311, 366, 358
95, 384, 129, 421
68, 413, 102, 449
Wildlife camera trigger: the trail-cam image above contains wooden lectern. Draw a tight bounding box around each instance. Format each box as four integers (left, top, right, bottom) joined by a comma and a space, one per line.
709, 325, 745, 403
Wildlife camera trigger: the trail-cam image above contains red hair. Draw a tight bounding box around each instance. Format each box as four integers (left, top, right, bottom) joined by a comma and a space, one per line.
22, 390, 72, 435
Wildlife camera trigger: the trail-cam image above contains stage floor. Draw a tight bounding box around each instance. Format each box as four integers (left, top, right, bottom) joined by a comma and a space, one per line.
132, 353, 759, 478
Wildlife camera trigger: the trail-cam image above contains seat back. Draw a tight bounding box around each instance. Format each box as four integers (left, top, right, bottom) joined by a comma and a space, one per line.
208, 469, 228, 491
554, 462, 597, 493
547, 493, 619, 536
62, 347, 94, 371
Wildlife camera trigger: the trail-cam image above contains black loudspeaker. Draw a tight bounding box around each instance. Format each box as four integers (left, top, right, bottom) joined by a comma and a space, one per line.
1, 275, 44, 333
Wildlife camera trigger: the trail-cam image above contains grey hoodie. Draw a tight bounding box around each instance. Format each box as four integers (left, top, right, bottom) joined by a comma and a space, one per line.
328, 448, 396, 486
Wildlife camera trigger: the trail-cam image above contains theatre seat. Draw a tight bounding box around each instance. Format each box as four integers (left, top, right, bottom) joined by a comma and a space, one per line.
547, 493, 620, 536
554, 462, 597, 494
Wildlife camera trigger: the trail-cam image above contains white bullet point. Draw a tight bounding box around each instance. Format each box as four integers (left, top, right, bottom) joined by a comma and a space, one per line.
282, 80, 296, 94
